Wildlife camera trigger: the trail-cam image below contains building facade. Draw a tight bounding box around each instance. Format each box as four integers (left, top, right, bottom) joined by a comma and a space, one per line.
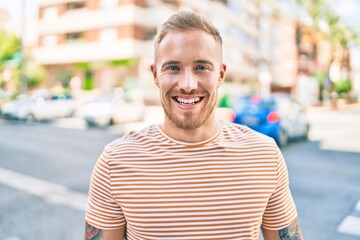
35, 0, 295, 102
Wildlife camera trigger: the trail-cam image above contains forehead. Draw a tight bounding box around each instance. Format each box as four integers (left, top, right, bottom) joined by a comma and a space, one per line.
156, 30, 221, 62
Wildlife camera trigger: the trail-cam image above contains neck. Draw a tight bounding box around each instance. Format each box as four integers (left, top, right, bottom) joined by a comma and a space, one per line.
160, 115, 218, 143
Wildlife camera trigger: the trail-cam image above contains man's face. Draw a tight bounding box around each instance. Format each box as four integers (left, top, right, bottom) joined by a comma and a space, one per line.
151, 30, 226, 130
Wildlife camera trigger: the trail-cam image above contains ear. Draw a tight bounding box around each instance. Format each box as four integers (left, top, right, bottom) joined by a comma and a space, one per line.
218, 63, 227, 88
150, 64, 159, 88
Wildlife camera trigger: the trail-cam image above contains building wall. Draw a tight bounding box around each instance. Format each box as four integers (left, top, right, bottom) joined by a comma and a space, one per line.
34, 0, 294, 101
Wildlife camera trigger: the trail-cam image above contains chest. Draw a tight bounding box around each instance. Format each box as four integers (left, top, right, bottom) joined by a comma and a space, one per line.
111, 153, 277, 239
110, 154, 277, 212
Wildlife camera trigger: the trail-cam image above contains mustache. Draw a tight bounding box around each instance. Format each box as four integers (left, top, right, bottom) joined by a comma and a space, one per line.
168, 89, 208, 96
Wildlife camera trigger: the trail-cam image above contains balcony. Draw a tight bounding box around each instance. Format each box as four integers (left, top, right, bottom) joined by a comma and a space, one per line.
34, 39, 152, 65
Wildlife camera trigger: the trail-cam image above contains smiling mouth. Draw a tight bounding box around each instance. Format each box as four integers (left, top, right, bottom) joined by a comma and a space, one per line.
172, 96, 204, 105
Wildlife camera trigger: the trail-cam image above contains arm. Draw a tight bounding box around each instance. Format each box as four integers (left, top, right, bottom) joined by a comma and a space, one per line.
84, 222, 125, 240
262, 219, 304, 240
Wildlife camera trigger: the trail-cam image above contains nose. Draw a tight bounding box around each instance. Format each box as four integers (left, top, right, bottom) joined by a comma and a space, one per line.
178, 68, 198, 93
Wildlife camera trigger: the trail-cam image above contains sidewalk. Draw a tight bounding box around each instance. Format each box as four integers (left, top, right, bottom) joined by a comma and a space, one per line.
51, 106, 165, 134
306, 102, 360, 153
307, 102, 360, 113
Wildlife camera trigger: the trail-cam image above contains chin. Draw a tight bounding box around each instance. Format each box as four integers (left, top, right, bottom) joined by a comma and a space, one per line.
170, 107, 215, 130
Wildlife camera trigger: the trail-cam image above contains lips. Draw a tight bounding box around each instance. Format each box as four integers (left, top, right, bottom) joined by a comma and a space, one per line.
172, 96, 204, 105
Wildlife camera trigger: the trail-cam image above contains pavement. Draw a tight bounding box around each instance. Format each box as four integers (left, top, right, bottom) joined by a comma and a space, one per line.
20, 105, 166, 135
1, 103, 360, 239
338, 200, 360, 238
306, 103, 360, 153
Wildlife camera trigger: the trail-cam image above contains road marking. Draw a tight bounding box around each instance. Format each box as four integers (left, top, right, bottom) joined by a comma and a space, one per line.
356, 200, 360, 211
4, 236, 21, 240
338, 215, 360, 237
0, 167, 87, 211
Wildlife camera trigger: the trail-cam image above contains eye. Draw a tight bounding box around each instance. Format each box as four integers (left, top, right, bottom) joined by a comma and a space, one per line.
195, 65, 208, 71
167, 66, 180, 71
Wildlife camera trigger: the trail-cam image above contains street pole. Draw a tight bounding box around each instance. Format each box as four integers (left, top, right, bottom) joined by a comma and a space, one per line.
19, 0, 27, 94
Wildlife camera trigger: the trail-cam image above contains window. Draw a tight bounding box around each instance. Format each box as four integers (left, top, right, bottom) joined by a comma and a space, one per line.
43, 35, 57, 46
100, 0, 118, 8
66, 1, 85, 11
43, 6, 58, 20
212, 0, 227, 4
99, 28, 117, 42
66, 32, 84, 43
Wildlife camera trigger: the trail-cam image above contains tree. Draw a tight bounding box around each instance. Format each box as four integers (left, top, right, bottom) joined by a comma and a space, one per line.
0, 29, 46, 92
0, 29, 20, 66
288, 0, 359, 102
0, 29, 21, 89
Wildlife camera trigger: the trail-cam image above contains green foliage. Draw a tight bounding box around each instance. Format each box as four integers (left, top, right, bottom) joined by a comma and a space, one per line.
108, 59, 136, 67
0, 29, 21, 66
292, 0, 334, 23
334, 79, 351, 95
25, 62, 46, 89
314, 71, 329, 88
325, 13, 357, 48
74, 62, 91, 70
290, 0, 357, 48
218, 94, 234, 108
83, 70, 93, 90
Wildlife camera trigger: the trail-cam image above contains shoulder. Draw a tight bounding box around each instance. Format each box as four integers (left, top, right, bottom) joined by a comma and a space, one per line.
103, 124, 163, 158
220, 121, 276, 146
219, 121, 280, 160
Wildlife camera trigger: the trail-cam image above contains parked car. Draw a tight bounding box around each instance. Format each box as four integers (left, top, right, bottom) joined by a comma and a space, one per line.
31, 94, 76, 121
1, 88, 51, 120
81, 88, 145, 127
1, 89, 76, 121
232, 94, 309, 146
1, 95, 35, 120
0, 88, 12, 111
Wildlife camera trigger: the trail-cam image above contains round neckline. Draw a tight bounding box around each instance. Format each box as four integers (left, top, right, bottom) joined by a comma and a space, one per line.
155, 121, 221, 147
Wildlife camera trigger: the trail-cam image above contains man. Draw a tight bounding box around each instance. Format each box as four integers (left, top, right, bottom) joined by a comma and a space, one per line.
84, 11, 303, 240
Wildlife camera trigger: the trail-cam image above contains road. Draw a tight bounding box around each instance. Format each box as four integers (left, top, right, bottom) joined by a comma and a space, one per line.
0, 106, 359, 240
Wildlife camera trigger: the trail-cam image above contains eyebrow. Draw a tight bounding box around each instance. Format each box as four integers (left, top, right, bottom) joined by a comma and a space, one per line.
193, 60, 214, 67
161, 61, 180, 69
161, 59, 215, 69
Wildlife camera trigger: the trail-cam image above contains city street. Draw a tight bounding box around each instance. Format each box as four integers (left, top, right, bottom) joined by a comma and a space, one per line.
0, 106, 360, 240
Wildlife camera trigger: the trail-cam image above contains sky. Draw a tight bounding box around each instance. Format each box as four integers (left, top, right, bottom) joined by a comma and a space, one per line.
335, 0, 360, 29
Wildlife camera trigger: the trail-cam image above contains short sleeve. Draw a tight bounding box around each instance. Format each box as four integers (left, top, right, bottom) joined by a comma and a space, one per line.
262, 148, 298, 230
85, 149, 126, 230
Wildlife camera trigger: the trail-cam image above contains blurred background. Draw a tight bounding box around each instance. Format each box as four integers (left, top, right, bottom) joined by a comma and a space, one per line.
0, 0, 359, 239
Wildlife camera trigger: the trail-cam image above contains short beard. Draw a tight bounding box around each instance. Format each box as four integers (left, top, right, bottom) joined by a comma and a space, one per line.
161, 92, 217, 130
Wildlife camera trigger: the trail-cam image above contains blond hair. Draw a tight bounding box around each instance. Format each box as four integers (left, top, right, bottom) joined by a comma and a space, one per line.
154, 11, 222, 53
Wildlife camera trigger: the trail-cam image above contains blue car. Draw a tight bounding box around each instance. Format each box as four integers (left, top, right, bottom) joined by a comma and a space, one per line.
232, 95, 309, 147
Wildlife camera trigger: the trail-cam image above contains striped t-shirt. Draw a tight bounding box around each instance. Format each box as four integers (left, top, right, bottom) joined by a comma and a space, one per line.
85, 121, 297, 239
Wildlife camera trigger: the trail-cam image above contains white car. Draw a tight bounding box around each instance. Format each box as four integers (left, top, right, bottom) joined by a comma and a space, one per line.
1, 90, 76, 121
2, 89, 50, 120
1, 96, 35, 120
32, 94, 77, 121
82, 88, 145, 127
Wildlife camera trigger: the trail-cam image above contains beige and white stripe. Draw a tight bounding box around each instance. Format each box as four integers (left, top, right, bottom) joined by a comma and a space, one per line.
86, 122, 297, 239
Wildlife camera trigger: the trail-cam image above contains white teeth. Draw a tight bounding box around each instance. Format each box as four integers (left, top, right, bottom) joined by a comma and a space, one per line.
175, 97, 201, 104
